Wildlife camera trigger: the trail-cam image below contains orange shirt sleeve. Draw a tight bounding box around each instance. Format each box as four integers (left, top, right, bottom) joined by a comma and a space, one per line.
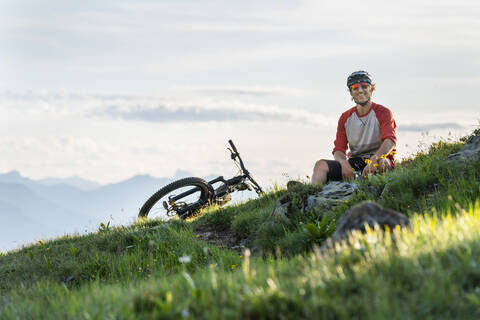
332, 112, 348, 155
377, 106, 397, 144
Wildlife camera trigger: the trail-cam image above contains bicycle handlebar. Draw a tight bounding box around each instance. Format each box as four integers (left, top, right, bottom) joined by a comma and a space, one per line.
228, 139, 238, 154
228, 139, 246, 172
227, 139, 264, 194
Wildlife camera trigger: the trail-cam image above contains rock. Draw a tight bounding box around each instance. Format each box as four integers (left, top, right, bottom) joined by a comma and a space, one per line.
268, 181, 358, 223
307, 197, 343, 211
307, 181, 358, 211
330, 201, 409, 242
448, 133, 480, 161
268, 200, 291, 223
317, 181, 359, 199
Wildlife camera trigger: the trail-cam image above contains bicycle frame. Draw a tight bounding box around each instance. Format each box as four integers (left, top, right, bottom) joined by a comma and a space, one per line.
170, 140, 263, 217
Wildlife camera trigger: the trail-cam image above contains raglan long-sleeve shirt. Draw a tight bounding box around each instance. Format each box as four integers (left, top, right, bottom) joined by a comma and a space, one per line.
333, 102, 396, 163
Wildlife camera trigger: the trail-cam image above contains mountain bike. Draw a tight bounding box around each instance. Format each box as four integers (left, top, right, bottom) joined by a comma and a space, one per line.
138, 140, 263, 220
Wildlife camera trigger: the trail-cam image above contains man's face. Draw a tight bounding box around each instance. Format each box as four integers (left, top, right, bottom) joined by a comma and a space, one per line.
350, 82, 372, 106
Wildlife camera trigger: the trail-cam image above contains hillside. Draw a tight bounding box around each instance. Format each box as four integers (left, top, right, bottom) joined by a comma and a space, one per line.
1, 130, 480, 319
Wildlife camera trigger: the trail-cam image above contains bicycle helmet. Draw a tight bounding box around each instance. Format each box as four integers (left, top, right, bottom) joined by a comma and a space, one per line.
347, 71, 373, 89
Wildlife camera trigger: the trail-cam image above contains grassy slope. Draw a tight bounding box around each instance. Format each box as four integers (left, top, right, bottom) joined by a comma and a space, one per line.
1, 132, 480, 319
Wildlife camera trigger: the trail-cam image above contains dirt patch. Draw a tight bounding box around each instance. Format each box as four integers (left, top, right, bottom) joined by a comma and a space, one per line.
193, 224, 244, 250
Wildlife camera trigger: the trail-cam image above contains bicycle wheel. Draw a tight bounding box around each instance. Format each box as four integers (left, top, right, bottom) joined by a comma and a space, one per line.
138, 177, 214, 219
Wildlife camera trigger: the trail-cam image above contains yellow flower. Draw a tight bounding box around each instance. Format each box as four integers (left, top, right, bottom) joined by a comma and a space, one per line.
240, 256, 243, 258
195, 235, 200, 238
364, 159, 372, 164
209, 264, 215, 269
380, 154, 387, 159
232, 264, 237, 270
373, 164, 378, 167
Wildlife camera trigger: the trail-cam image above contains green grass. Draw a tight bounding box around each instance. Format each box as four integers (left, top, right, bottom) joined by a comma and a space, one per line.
0, 219, 241, 293
1, 130, 480, 319
3, 204, 480, 319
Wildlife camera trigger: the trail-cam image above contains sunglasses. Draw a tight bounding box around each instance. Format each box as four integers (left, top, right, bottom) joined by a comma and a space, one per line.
351, 82, 370, 91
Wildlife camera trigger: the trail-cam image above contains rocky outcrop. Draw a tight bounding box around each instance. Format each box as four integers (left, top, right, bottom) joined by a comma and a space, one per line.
329, 201, 409, 243
269, 181, 358, 223
307, 181, 358, 211
448, 132, 480, 161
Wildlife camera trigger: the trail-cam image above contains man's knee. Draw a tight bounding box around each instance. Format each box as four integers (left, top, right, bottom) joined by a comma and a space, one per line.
314, 159, 329, 172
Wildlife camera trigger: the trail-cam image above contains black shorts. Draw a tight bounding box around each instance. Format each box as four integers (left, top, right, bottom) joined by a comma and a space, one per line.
325, 157, 366, 182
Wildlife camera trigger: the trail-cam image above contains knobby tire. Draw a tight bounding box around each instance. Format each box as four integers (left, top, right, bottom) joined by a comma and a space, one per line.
138, 177, 214, 219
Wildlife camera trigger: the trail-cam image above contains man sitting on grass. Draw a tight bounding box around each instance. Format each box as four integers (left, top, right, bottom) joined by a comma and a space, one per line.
311, 71, 397, 184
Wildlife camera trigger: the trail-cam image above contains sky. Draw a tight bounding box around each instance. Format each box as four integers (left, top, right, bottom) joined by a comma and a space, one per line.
1, 0, 479, 187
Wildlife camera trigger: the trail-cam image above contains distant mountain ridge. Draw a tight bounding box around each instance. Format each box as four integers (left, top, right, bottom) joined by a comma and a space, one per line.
0, 171, 177, 252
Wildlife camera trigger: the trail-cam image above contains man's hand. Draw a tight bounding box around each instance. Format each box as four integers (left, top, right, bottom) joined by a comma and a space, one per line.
362, 155, 377, 178
339, 159, 355, 180
362, 154, 392, 178
362, 162, 376, 177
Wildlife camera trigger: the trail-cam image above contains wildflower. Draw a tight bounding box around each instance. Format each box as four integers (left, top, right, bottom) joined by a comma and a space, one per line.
434, 183, 438, 188
373, 164, 378, 167
153, 258, 157, 262
181, 308, 190, 317
239, 255, 243, 258
196, 235, 200, 238
232, 264, 237, 270
389, 177, 393, 181
364, 159, 372, 164
209, 264, 216, 269
380, 154, 387, 159
178, 255, 191, 264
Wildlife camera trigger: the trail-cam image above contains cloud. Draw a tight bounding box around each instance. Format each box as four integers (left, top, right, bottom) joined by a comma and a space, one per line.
99, 101, 332, 126
0, 90, 334, 127
398, 122, 464, 132
182, 85, 313, 97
